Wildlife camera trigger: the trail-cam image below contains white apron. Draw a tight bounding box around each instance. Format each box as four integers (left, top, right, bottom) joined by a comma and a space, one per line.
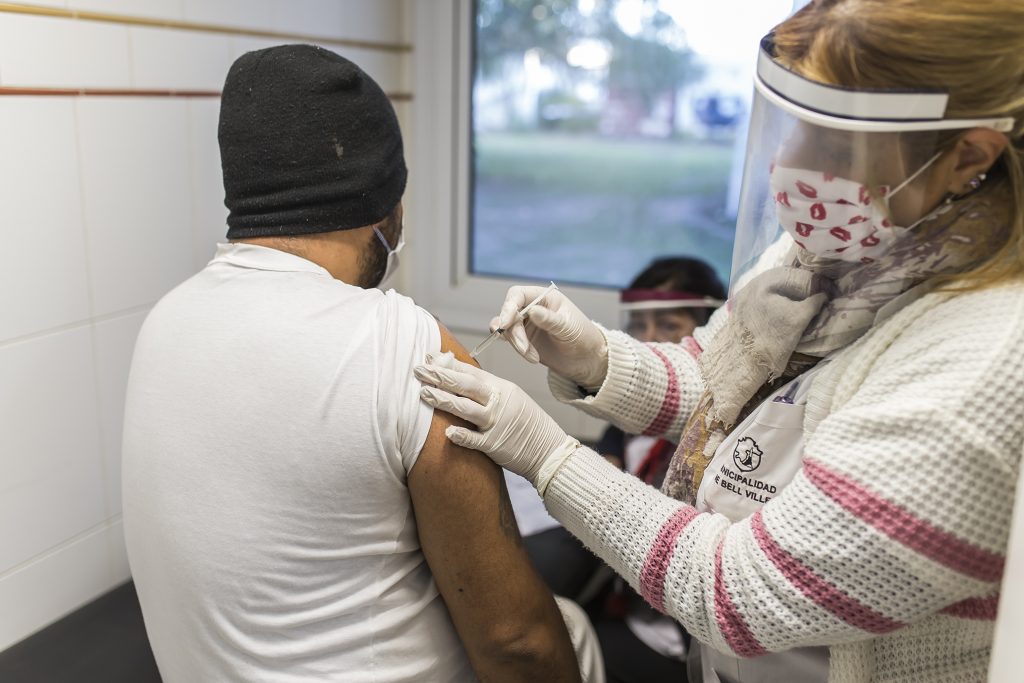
693, 365, 830, 683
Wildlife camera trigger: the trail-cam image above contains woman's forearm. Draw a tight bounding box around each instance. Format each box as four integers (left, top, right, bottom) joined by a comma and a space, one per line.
543, 445, 1004, 657
547, 327, 709, 440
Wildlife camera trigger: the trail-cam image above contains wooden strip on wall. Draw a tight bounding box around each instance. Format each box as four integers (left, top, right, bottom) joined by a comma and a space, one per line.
0, 86, 220, 97
0, 2, 413, 53
0, 86, 413, 100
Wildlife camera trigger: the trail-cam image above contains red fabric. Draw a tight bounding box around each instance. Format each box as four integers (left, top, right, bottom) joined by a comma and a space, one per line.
620, 289, 708, 304
634, 439, 675, 485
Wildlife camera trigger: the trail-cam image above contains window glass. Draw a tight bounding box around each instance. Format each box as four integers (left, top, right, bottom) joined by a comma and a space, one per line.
471, 0, 795, 288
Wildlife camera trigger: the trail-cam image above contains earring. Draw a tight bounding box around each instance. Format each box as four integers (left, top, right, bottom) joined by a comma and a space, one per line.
965, 172, 987, 192
942, 172, 988, 209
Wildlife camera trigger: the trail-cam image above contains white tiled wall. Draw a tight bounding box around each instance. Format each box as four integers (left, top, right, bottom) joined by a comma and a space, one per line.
0, 99, 91, 342
0, 15, 132, 89
0, 0, 411, 652
186, 98, 228, 269
129, 26, 233, 91
77, 98, 195, 316
0, 327, 105, 574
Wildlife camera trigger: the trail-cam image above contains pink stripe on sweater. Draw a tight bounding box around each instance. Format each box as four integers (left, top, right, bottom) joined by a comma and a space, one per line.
643, 347, 680, 436
750, 511, 903, 634
681, 336, 703, 360
939, 595, 1000, 620
714, 541, 767, 657
803, 459, 1005, 583
639, 507, 699, 611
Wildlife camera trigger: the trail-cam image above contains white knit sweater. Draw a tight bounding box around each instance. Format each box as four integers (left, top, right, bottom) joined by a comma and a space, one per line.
545, 281, 1024, 683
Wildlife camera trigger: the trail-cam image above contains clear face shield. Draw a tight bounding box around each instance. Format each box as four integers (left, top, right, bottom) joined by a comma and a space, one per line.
729, 35, 1015, 294
620, 290, 724, 343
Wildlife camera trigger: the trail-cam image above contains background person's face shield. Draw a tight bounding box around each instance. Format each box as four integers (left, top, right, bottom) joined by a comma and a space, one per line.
729, 35, 1015, 294
620, 290, 724, 343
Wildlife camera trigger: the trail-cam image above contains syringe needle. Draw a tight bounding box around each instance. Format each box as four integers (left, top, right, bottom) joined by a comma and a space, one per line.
469, 282, 557, 359
470, 329, 503, 358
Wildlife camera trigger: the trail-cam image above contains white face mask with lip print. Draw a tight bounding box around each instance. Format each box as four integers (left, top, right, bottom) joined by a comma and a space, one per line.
769, 151, 942, 263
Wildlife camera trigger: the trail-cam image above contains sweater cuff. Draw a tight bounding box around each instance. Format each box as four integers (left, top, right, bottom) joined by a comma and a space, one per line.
542, 446, 683, 583
542, 446, 629, 547
547, 325, 637, 418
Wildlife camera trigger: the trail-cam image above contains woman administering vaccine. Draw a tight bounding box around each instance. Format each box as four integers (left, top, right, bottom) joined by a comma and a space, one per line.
417, 1, 1024, 681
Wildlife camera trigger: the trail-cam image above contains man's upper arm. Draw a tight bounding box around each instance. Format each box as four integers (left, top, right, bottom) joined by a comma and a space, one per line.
407, 323, 580, 682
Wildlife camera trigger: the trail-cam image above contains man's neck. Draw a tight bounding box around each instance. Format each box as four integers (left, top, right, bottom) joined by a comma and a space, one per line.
233, 229, 371, 285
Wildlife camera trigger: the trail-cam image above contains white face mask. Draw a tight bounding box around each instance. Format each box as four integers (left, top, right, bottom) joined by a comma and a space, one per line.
373, 221, 405, 287
769, 152, 941, 263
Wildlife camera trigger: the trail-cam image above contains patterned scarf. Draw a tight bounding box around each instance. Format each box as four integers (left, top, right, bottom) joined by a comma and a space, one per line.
662, 183, 1014, 504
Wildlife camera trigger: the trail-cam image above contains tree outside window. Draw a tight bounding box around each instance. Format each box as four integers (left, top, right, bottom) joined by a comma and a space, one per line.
471, 0, 793, 288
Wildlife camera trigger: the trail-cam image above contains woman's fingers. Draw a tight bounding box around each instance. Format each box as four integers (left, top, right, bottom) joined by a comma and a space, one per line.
419, 386, 491, 428
495, 285, 555, 329
505, 322, 538, 362
422, 353, 513, 388
445, 425, 488, 452
524, 305, 561, 333
414, 362, 492, 404
495, 287, 532, 330
490, 313, 540, 359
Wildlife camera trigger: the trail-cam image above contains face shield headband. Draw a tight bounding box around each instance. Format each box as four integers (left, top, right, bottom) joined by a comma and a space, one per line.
620, 290, 723, 342
754, 34, 1015, 134
619, 289, 724, 312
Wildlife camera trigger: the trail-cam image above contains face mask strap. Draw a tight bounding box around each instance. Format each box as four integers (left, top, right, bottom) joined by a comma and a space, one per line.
373, 226, 393, 253
888, 150, 944, 198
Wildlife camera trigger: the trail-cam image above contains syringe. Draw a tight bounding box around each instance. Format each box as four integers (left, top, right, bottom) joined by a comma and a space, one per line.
470, 282, 558, 358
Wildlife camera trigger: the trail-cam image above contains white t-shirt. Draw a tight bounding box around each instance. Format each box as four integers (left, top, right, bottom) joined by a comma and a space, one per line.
122, 243, 476, 683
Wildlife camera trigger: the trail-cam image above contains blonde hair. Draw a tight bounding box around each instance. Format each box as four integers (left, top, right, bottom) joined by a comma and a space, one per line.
773, 0, 1024, 288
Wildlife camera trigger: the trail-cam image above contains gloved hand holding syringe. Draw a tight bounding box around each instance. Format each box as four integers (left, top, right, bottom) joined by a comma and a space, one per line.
469, 282, 610, 394
471, 281, 558, 358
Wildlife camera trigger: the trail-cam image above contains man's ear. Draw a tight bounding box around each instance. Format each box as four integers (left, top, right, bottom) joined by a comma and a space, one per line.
944, 128, 1009, 194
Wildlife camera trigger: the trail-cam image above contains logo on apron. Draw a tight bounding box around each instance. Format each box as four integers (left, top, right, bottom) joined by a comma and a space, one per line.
733, 436, 763, 472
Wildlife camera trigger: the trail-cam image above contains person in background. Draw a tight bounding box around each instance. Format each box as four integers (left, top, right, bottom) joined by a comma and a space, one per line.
416, 1, 1024, 681
506, 257, 724, 682
507, 258, 725, 604
122, 44, 590, 683
592, 257, 725, 683
597, 256, 727, 475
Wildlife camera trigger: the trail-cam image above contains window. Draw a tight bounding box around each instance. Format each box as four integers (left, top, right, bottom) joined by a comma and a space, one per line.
470, 0, 796, 289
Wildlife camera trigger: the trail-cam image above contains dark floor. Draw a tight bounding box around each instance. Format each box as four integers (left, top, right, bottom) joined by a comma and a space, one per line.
0, 581, 161, 683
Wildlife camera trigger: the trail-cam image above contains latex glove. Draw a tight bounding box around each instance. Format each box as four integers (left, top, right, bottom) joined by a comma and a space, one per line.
492, 285, 609, 390
415, 352, 580, 495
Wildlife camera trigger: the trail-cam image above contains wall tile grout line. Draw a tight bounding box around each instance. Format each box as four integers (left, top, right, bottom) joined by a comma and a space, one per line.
0, 303, 154, 351
0, 2, 413, 53
70, 96, 118, 539
0, 515, 124, 584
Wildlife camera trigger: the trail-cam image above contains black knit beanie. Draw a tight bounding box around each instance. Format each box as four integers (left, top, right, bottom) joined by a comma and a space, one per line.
218, 44, 407, 238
